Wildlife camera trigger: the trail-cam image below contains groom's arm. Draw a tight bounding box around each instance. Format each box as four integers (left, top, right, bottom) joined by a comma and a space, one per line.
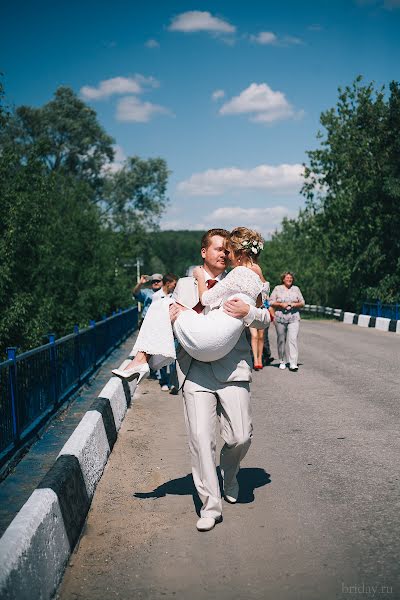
223, 298, 270, 329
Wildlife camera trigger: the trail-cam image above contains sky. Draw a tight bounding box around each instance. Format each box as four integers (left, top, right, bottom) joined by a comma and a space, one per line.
2, 0, 400, 236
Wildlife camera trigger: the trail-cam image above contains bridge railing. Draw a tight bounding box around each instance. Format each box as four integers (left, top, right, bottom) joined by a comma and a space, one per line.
0, 307, 138, 469
302, 304, 343, 319
361, 301, 400, 321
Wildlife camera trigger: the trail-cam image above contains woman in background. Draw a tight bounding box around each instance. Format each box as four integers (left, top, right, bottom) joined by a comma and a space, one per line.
269, 272, 305, 372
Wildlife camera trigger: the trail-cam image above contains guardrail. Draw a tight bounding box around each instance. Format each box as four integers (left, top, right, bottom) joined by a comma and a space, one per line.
301, 304, 400, 333
0, 307, 138, 469
361, 301, 400, 321
301, 304, 343, 319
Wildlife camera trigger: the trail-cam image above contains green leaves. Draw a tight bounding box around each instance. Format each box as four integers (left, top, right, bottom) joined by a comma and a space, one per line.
260, 77, 400, 309
0, 85, 169, 358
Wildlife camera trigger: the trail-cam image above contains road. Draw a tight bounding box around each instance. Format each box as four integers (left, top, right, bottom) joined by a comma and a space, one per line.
56, 320, 400, 600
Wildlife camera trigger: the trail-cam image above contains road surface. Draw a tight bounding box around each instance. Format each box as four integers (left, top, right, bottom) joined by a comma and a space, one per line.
57, 320, 400, 600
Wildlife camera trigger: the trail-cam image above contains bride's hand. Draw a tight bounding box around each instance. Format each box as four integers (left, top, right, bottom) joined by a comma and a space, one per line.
192, 266, 205, 280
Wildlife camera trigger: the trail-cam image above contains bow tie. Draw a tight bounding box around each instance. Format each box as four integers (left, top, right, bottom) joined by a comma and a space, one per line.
192, 279, 218, 313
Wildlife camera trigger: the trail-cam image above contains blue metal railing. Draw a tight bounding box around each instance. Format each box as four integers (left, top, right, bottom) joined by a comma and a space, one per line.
361, 301, 400, 321
0, 306, 138, 467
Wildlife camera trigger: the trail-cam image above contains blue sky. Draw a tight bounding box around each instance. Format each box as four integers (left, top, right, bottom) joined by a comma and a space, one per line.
2, 0, 400, 236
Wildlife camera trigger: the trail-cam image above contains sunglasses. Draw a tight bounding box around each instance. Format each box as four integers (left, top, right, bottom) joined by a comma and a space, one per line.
152, 279, 162, 283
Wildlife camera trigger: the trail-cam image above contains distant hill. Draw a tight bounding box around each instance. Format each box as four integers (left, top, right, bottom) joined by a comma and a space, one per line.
148, 230, 206, 277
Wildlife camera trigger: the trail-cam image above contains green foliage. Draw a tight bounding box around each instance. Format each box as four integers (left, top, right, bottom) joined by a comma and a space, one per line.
261, 77, 400, 308
147, 230, 206, 277
0, 85, 169, 359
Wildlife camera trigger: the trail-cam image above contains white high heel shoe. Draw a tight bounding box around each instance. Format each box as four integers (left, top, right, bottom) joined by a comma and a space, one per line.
112, 363, 150, 384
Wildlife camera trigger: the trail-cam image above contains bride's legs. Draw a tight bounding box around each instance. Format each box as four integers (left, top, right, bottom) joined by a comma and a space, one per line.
123, 351, 149, 371
250, 327, 264, 367
257, 330, 264, 366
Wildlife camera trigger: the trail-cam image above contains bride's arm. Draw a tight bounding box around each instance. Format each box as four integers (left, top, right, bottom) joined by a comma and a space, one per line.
192, 266, 207, 302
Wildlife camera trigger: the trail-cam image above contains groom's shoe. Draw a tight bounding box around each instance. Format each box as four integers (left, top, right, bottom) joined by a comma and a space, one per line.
224, 480, 239, 504
196, 516, 222, 532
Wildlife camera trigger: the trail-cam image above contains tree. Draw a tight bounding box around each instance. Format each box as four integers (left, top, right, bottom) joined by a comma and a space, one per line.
264, 77, 400, 308
0, 85, 169, 358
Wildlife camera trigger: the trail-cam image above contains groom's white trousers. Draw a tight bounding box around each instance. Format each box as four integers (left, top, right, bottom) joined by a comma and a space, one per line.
182, 360, 253, 520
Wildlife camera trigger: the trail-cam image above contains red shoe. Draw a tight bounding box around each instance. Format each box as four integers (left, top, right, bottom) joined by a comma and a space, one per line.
254, 364, 263, 370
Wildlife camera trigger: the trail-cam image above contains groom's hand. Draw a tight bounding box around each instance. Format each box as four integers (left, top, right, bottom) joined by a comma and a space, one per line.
169, 303, 187, 323
223, 298, 250, 319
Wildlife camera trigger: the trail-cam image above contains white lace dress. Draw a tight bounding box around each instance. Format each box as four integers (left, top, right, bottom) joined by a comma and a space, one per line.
131, 266, 264, 369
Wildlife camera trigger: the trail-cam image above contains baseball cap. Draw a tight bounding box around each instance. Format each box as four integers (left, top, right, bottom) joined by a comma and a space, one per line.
150, 273, 163, 282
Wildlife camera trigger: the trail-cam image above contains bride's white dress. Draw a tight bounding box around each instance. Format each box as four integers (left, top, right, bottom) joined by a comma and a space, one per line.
131, 266, 267, 370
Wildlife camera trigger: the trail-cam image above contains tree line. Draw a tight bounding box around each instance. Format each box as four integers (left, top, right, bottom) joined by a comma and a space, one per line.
260, 77, 400, 311
0, 83, 169, 358
1, 76, 399, 358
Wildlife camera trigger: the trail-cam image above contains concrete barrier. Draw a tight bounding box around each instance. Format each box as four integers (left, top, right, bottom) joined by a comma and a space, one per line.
375, 317, 391, 332
0, 368, 137, 600
357, 314, 371, 328
343, 312, 356, 324
301, 305, 398, 334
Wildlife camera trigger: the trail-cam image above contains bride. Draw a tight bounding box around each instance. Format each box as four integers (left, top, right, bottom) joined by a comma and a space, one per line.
112, 227, 269, 383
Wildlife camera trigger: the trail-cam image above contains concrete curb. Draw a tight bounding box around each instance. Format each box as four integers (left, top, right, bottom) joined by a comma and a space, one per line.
0, 359, 136, 600
302, 304, 400, 334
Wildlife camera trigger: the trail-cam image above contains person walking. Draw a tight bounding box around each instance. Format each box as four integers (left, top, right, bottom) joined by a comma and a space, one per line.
269, 271, 305, 372
169, 228, 270, 531
113, 228, 271, 532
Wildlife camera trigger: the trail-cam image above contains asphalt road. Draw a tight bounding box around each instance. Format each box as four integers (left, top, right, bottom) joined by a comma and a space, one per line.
57, 321, 400, 600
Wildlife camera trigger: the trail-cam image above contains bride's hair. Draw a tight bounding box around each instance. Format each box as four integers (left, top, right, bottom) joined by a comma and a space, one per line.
229, 227, 264, 262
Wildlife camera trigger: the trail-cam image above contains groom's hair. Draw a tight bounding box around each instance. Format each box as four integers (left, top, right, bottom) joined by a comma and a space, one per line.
201, 228, 230, 250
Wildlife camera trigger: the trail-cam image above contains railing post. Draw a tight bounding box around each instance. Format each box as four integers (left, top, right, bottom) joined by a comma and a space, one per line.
7, 347, 21, 447
377, 300, 382, 318
90, 319, 96, 366
48, 333, 58, 407
73, 324, 81, 386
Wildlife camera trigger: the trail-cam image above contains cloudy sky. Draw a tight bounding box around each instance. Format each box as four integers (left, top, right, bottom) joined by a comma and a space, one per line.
2, 0, 400, 236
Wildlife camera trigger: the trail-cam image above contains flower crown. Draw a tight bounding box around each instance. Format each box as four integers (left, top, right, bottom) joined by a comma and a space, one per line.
240, 239, 264, 254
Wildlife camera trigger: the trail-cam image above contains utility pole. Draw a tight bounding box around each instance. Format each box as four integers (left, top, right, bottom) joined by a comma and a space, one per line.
135, 257, 144, 313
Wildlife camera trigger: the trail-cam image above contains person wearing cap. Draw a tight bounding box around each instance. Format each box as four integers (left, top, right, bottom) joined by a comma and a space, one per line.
132, 273, 163, 320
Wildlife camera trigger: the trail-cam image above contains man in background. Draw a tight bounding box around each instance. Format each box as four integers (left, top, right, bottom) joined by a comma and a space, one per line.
132, 273, 163, 320
152, 273, 178, 303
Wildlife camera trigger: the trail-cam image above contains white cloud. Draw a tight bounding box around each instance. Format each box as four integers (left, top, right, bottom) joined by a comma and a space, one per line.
282, 35, 303, 45
168, 11, 236, 34
212, 89, 225, 101
177, 163, 304, 196
204, 206, 296, 235
116, 96, 171, 122
249, 31, 303, 46
80, 75, 159, 100
161, 205, 296, 237
145, 39, 160, 48
219, 83, 300, 123
250, 31, 277, 45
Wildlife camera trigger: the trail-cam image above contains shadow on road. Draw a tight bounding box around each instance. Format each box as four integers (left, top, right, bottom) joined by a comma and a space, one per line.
236, 467, 271, 503
133, 467, 271, 514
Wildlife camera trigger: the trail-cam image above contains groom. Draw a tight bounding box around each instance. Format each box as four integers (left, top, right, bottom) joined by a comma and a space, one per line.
170, 228, 270, 531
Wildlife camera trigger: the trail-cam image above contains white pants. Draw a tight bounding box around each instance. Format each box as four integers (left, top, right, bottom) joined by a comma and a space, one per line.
182, 361, 252, 520
275, 320, 300, 366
